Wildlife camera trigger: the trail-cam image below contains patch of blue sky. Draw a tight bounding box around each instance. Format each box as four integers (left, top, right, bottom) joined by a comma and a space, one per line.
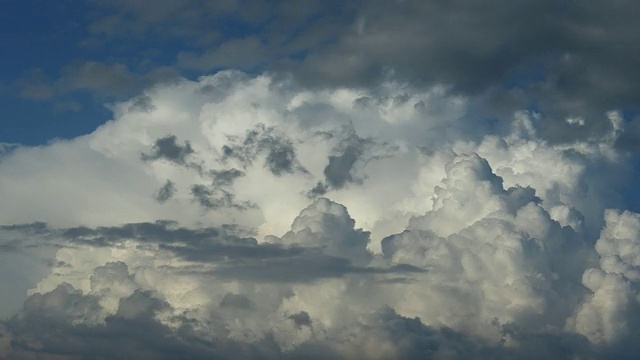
0, 92, 110, 146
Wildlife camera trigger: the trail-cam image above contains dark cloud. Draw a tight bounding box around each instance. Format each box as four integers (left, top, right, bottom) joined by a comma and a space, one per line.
158, 240, 303, 263
28, 216, 423, 284
154, 180, 176, 203
53, 220, 308, 265
62, 220, 222, 246
13, 287, 302, 360
114, 289, 168, 320
0, 219, 628, 360
220, 293, 253, 310
290, 0, 556, 90
211, 168, 245, 186
288, 311, 312, 328
3, 284, 253, 360
212, 254, 354, 283
0, 296, 604, 360
128, 94, 156, 112
283, 0, 640, 144
323, 142, 362, 188
13, 0, 640, 146
0, 222, 48, 234
222, 124, 307, 176
144, 140, 248, 209
308, 181, 329, 197
0, 277, 616, 360
310, 132, 393, 196
265, 143, 297, 176
212, 253, 425, 284
190, 183, 254, 210
62, 222, 274, 263
142, 135, 194, 165
21, 283, 102, 323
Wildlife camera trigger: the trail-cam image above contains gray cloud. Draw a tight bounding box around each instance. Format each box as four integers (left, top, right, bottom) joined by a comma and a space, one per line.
283, 0, 640, 145
0, 222, 48, 234
323, 144, 360, 189
211, 168, 245, 186
220, 293, 253, 310
190, 183, 253, 210
213, 252, 424, 283
128, 94, 156, 112
320, 134, 372, 192
4, 284, 234, 360
15, 62, 181, 106
288, 311, 312, 328
61, 220, 223, 247
51, 218, 420, 284
142, 135, 194, 165
178, 37, 269, 71
222, 124, 307, 176
155, 180, 176, 203
159, 239, 304, 264
13, 0, 640, 147
310, 132, 395, 196
3, 289, 601, 360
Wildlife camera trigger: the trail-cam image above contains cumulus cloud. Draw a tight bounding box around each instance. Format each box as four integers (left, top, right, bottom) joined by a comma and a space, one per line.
1, 71, 640, 359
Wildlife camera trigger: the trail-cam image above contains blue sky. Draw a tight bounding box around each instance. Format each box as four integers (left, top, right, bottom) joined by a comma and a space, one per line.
2, 1, 92, 144
1, 0, 356, 144
2, 1, 640, 359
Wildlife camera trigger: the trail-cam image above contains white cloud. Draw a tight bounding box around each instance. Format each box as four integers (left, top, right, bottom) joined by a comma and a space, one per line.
569, 210, 640, 345
1, 71, 639, 358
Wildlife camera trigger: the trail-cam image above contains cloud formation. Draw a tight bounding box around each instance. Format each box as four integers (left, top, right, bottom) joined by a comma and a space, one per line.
9, 0, 640, 152
1, 70, 640, 359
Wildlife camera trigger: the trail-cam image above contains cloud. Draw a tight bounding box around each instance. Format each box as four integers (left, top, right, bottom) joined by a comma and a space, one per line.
155, 180, 176, 203
221, 123, 306, 176
59, 62, 137, 97
273, 198, 371, 265
8, 0, 640, 153
12, 61, 182, 117
1, 70, 640, 358
141, 135, 195, 165
282, 1, 640, 143
178, 37, 269, 71
568, 209, 640, 353
15, 69, 55, 101
59, 0, 638, 148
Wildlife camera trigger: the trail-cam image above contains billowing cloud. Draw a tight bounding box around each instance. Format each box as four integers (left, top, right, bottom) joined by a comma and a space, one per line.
1, 70, 640, 359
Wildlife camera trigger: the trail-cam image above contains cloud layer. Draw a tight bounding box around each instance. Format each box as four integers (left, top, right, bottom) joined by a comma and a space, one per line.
1, 71, 640, 359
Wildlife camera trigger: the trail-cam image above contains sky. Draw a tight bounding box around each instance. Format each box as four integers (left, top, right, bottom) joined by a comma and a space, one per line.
2, 1, 640, 359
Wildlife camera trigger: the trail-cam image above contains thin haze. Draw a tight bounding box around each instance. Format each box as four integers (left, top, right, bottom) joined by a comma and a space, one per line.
1, 1, 640, 359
